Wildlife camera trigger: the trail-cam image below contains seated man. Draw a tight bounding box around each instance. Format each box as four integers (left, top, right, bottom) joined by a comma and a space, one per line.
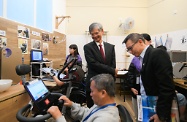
176, 92, 187, 121
47, 74, 120, 122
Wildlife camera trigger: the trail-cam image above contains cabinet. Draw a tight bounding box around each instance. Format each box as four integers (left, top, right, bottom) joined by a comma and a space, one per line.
30, 61, 53, 79
0, 85, 30, 122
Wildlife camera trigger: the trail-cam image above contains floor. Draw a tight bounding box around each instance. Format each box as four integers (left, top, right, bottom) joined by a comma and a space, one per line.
115, 83, 136, 122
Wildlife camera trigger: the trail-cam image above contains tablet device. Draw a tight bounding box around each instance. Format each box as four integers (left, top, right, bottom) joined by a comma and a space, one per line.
24, 79, 53, 112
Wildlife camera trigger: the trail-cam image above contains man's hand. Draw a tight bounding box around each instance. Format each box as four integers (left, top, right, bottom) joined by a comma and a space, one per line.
47, 106, 62, 119
59, 95, 73, 107
115, 69, 118, 77
49, 69, 56, 76
131, 88, 138, 95
150, 114, 162, 122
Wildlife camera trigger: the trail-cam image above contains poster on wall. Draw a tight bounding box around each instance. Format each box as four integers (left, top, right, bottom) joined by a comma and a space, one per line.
0, 37, 7, 48
154, 34, 173, 50
18, 38, 28, 54
31, 39, 41, 50
17, 25, 30, 39
152, 29, 187, 51
42, 43, 49, 55
42, 33, 50, 41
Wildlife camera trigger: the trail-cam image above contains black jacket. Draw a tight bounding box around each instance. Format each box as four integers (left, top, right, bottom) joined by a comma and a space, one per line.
140, 46, 175, 121
84, 41, 116, 91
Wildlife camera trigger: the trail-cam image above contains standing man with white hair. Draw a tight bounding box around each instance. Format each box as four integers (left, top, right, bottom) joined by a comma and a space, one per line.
83, 22, 118, 108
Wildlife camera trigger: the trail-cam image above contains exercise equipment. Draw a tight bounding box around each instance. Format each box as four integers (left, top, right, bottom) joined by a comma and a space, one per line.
15, 58, 86, 122
15, 64, 64, 122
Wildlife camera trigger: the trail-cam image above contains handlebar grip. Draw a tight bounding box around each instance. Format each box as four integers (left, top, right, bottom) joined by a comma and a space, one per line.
16, 104, 52, 122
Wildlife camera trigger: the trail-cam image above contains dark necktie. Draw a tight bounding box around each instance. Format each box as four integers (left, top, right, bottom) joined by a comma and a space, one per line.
99, 44, 105, 61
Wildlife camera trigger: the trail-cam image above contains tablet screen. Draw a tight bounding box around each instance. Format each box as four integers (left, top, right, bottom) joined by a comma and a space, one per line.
26, 79, 49, 101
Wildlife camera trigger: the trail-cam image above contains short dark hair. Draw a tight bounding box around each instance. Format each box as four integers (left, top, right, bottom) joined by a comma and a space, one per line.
122, 33, 145, 44
157, 45, 167, 51
141, 33, 151, 41
69, 44, 79, 55
90, 74, 115, 97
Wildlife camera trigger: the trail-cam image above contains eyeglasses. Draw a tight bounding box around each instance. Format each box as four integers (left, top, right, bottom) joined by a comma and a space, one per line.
126, 41, 138, 52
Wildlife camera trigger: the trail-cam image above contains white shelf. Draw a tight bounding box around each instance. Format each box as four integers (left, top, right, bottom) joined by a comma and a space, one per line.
30, 61, 53, 80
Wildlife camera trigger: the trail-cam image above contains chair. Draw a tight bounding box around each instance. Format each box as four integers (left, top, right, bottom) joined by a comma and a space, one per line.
117, 104, 133, 122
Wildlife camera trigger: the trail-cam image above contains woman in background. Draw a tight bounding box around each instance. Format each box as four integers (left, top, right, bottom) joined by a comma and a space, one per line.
63, 44, 82, 72
51, 44, 82, 86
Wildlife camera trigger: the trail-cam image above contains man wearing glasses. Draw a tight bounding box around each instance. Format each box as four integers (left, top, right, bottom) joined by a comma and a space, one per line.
123, 33, 175, 122
127, 33, 152, 121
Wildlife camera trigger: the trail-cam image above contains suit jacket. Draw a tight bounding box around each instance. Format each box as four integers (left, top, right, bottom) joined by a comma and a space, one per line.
84, 41, 116, 91
140, 46, 175, 121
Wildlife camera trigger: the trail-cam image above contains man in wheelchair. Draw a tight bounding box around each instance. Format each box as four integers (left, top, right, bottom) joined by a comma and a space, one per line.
48, 74, 120, 122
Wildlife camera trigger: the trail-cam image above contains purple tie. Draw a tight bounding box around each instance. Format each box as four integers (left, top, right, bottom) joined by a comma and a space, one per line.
99, 44, 105, 61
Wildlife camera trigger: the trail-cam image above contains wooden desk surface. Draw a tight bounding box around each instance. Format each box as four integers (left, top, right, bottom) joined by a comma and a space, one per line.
43, 81, 57, 87
0, 84, 25, 102
173, 78, 187, 90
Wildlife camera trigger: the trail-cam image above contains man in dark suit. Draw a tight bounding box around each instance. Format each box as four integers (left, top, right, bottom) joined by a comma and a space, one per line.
84, 22, 118, 108
123, 33, 175, 122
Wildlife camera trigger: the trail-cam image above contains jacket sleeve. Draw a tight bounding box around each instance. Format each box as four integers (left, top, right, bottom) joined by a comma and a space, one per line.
83, 44, 115, 75
111, 45, 116, 69
128, 62, 137, 88
70, 102, 90, 121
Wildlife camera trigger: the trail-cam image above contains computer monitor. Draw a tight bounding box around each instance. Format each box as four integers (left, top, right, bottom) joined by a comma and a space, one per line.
168, 50, 187, 62
30, 49, 43, 62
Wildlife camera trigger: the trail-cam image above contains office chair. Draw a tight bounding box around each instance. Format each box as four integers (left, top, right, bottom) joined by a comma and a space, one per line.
117, 104, 133, 122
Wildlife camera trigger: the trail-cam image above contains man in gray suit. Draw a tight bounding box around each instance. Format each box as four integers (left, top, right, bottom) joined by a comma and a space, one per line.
84, 22, 118, 108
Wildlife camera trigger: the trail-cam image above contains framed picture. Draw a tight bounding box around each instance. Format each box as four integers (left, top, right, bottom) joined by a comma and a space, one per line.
18, 25, 30, 39
18, 38, 28, 54
42, 33, 50, 41
42, 43, 49, 55
31, 39, 41, 50
0, 37, 7, 48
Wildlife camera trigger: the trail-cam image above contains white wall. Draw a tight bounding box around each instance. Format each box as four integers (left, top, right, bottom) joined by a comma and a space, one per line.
148, 0, 187, 34
66, 0, 148, 35
52, 0, 67, 34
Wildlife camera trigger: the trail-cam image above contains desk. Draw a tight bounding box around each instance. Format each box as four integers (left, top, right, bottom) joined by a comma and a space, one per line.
43, 80, 61, 92
117, 73, 129, 102
173, 78, 187, 90
43, 81, 57, 87
0, 84, 30, 122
